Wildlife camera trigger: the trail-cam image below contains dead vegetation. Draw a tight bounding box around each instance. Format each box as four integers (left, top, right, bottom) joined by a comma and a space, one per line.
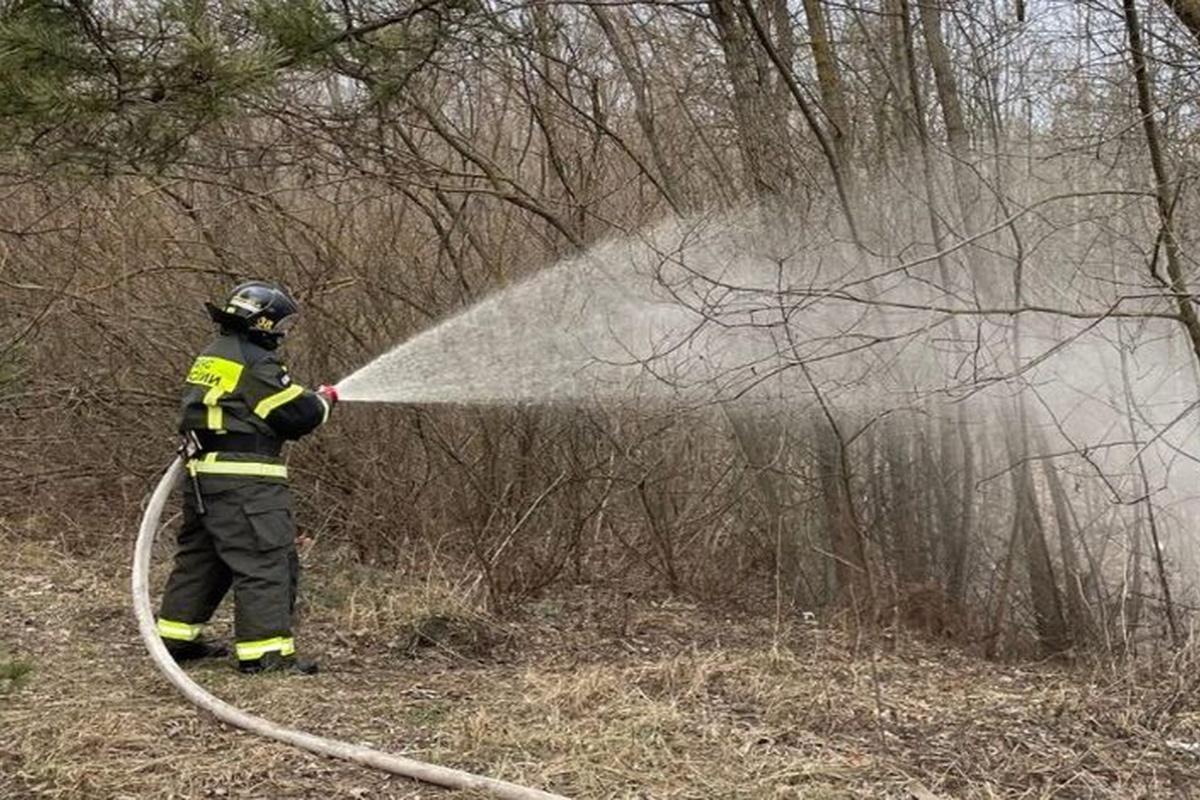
3, 524, 1200, 800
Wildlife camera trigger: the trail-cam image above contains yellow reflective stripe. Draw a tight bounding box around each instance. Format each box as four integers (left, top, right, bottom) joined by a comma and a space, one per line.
317, 394, 330, 425
236, 636, 296, 661
204, 385, 225, 430
254, 385, 305, 419
188, 456, 288, 479
188, 357, 243, 432
157, 618, 203, 642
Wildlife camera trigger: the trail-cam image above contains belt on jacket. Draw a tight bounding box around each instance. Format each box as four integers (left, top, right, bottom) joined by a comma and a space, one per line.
192, 431, 282, 457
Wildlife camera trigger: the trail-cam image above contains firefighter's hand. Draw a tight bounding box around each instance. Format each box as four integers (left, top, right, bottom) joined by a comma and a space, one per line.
317, 384, 339, 406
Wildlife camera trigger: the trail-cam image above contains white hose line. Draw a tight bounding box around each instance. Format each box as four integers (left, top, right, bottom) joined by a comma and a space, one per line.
132, 457, 571, 800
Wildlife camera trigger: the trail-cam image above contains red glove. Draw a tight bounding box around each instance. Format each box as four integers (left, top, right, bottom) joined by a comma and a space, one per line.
317, 384, 339, 405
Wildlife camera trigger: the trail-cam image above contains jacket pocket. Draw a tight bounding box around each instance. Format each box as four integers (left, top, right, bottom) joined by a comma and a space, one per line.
243, 493, 294, 551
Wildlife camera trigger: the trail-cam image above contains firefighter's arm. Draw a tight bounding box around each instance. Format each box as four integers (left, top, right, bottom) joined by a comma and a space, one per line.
245, 356, 333, 439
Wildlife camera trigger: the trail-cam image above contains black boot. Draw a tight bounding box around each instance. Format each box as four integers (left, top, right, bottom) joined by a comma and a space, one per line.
237, 652, 319, 675
164, 639, 230, 662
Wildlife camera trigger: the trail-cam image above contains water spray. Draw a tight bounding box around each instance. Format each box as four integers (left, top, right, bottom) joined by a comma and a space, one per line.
132, 457, 570, 800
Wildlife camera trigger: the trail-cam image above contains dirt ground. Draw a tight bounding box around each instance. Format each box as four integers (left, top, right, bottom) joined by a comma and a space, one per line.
3, 527, 1200, 800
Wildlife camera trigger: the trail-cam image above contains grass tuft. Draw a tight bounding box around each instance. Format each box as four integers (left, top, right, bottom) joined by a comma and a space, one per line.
0, 653, 32, 695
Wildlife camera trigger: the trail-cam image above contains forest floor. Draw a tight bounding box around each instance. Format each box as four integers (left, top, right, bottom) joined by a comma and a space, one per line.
2, 529, 1200, 799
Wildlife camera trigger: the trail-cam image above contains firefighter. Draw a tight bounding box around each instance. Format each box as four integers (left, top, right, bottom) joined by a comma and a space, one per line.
155, 280, 338, 675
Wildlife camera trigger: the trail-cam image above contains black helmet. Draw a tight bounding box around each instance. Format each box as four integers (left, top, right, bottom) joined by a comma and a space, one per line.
206, 281, 299, 343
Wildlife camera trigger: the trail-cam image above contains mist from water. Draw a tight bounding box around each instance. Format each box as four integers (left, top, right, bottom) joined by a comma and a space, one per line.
334, 200, 1200, 589
336, 207, 1196, 438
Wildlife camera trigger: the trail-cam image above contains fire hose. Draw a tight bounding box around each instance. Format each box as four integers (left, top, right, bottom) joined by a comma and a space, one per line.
132, 456, 570, 800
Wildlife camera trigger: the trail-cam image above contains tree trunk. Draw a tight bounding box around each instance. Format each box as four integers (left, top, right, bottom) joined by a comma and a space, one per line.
709, 0, 798, 201
884, 0, 912, 151
1039, 449, 1092, 643
886, 429, 926, 585
817, 427, 870, 607
1124, 0, 1200, 369
917, 1, 969, 156
591, 8, 686, 211
1009, 442, 1071, 655
725, 410, 817, 608
1117, 324, 1181, 647
985, 510, 1021, 660
726, 0, 862, 240
897, 0, 976, 604
801, 0, 853, 171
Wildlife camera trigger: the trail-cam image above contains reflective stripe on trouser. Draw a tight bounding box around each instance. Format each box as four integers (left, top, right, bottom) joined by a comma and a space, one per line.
236, 636, 296, 661
157, 618, 203, 642
187, 453, 288, 479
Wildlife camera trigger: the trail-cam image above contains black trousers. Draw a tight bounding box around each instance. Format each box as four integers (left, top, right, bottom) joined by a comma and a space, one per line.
159, 477, 299, 653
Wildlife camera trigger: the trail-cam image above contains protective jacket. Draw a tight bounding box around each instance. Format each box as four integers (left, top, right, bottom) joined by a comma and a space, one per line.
179, 329, 330, 478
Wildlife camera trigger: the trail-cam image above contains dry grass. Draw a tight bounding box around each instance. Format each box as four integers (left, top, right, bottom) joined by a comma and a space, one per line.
2, 524, 1200, 799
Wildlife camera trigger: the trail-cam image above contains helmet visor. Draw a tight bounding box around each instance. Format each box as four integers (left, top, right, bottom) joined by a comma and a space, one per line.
273, 314, 298, 337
